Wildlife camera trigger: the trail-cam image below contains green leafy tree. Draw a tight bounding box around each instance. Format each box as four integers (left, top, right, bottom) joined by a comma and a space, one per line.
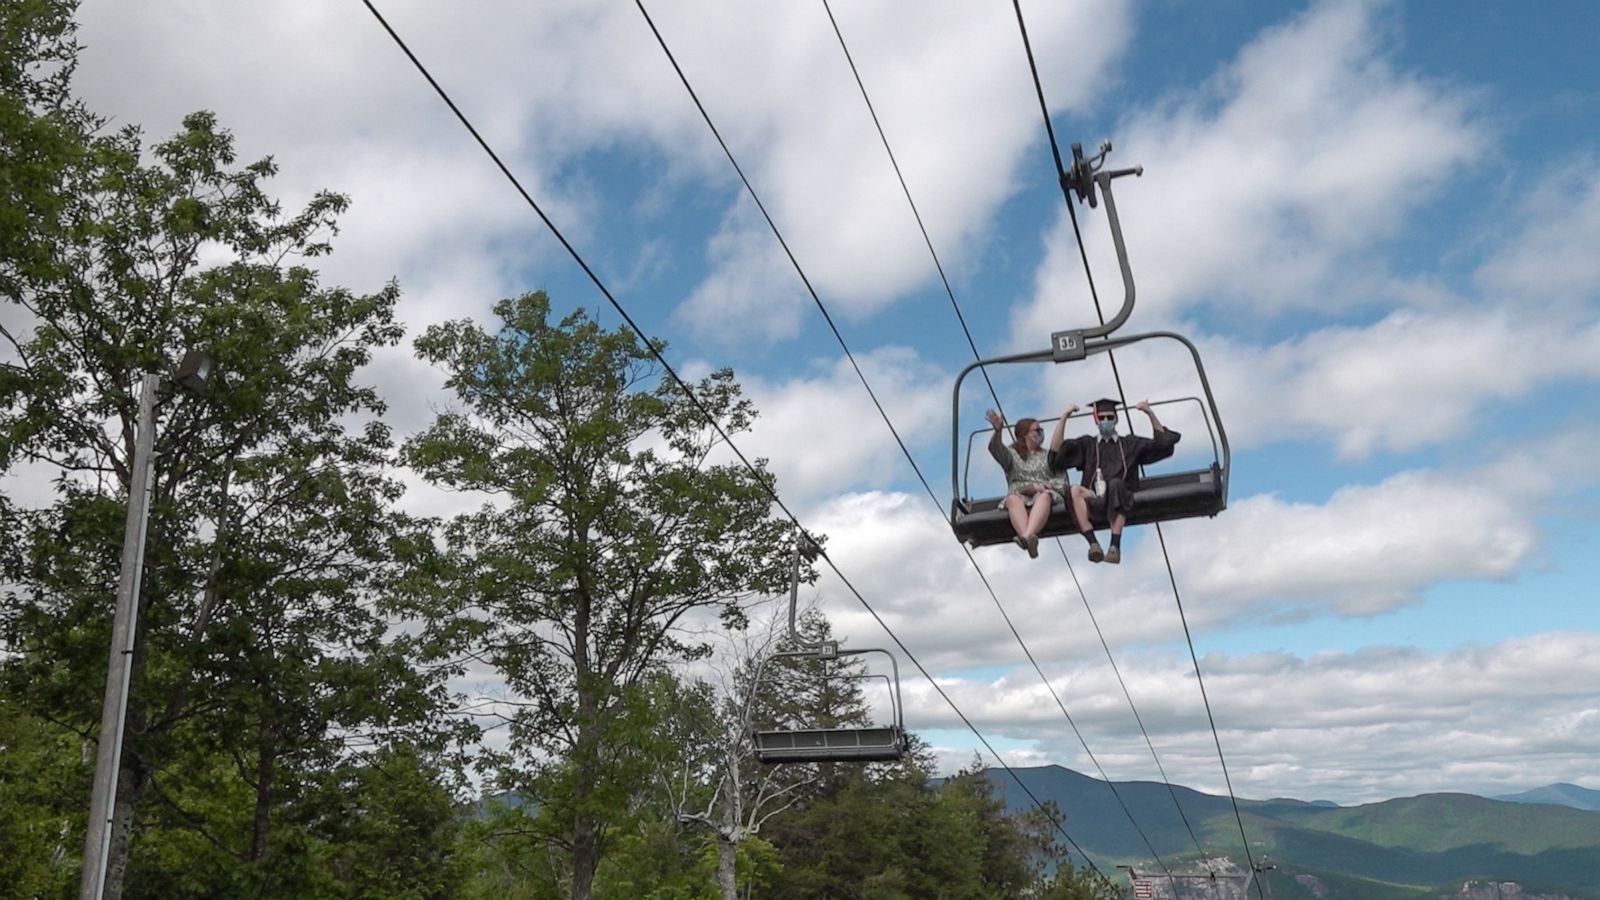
0, 39, 455, 893
310, 743, 469, 899
0, 698, 84, 897
402, 292, 795, 900
659, 609, 834, 900
1012, 796, 1123, 900
0, 0, 93, 301
760, 744, 1116, 898
457, 803, 569, 900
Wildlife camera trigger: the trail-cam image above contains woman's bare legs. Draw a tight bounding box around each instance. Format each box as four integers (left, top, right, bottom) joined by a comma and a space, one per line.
1004, 494, 1030, 538
1026, 493, 1052, 537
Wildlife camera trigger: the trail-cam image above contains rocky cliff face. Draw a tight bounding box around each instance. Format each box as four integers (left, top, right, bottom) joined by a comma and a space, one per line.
1445, 881, 1580, 900
1294, 873, 1328, 897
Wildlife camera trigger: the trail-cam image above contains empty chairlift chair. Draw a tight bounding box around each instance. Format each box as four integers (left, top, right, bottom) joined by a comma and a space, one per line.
749, 531, 910, 765
750, 644, 909, 764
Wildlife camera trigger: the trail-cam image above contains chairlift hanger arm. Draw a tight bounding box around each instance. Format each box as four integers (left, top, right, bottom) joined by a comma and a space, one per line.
783, 526, 823, 644
1060, 141, 1144, 341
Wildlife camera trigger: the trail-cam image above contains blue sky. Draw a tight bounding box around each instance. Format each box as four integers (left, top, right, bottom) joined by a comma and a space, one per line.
67, 0, 1600, 806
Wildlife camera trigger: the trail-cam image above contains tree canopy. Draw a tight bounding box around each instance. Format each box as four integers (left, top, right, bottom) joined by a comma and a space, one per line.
402, 291, 797, 899
0, 3, 1130, 898
2, 2, 456, 895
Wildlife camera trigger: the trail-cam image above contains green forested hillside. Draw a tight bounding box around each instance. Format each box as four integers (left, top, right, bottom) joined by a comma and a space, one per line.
989, 766, 1600, 899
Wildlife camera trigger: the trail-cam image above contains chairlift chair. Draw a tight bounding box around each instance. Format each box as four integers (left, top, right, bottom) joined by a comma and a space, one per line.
948, 143, 1231, 548
749, 530, 910, 764
750, 645, 909, 764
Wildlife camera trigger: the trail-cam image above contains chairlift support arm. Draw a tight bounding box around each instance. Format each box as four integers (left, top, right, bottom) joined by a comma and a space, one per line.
1059, 141, 1144, 343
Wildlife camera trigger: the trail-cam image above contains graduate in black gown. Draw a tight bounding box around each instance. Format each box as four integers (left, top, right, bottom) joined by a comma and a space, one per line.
1048, 398, 1179, 564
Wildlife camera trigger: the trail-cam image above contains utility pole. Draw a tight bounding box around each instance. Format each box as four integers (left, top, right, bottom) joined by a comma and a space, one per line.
80, 372, 159, 900
80, 351, 212, 900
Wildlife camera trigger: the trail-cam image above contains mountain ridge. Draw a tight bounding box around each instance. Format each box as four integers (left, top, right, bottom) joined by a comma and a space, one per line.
984, 765, 1600, 899
1495, 782, 1600, 812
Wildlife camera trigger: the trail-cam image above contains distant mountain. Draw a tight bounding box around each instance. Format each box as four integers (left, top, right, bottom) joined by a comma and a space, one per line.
1495, 783, 1600, 812
986, 765, 1600, 900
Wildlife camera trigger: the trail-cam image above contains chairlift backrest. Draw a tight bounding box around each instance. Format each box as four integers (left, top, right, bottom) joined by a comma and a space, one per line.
960, 396, 1218, 504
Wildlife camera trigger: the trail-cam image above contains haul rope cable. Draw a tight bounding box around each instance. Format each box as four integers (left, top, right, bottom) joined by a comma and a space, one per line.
359, 0, 1102, 879
818, 0, 1194, 878
635, 0, 1234, 878
629, 0, 1117, 874
1010, 0, 1263, 891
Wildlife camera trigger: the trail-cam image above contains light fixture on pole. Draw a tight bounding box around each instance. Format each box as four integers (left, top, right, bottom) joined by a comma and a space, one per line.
80, 351, 214, 900
174, 349, 214, 395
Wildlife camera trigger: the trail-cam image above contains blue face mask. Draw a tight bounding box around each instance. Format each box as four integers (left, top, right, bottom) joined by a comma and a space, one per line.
1097, 418, 1117, 436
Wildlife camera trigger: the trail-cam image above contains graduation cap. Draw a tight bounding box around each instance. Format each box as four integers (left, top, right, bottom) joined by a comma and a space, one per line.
1090, 398, 1120, 418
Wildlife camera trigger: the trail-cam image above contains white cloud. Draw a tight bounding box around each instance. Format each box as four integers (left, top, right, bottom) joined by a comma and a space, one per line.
1174, 470, 1533, 620
736, 346, 952, 500
1476, 159, 1600, 307
1203, 309, 1600, 458
675, 204, 813, 344
1030, 305, 1600, 464
1016, 0, 1485, 339
798, 422, 1599, 684
69, 0, 1134, 366
659, 0, 1132, 340
909, 632, 1600, 804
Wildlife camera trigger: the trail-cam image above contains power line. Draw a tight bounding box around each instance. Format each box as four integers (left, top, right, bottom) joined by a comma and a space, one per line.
357, 0, 1103, 879
823, 0, 1203, 865
817, 0, 1006, 419
818, 0, 1181, 877
629, 0, 1109, 873
1007, 0, 1263, 892
1053, 540, 1208, 858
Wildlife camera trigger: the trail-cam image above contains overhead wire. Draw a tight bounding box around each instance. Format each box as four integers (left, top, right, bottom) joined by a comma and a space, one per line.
357, 0, 1103, 879
816, 0, 1006, 419
629, 0, 1111, 875
1008, 0, 1263, 891
817, 0, 1182, 878
840, 0, 1206, 863
1053, 538, 1208, 858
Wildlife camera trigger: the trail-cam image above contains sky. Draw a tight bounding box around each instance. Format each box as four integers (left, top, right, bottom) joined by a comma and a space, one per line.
63, 0, 1600, 810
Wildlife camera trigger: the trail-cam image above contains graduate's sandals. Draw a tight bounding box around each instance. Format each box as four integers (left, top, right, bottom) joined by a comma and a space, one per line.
1014, 536, 1028, 553
1103, 545, 1121, 565
1087, 542, 1105, 563
1026, 534, 1039, 559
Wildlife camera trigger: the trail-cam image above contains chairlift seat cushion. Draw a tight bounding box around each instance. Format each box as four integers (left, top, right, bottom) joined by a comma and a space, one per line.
952, 465, 1223, 548
753, 726, 907, 764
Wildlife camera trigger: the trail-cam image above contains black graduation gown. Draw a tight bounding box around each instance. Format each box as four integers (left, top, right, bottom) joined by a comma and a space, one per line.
1049, 428, 1181, 520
